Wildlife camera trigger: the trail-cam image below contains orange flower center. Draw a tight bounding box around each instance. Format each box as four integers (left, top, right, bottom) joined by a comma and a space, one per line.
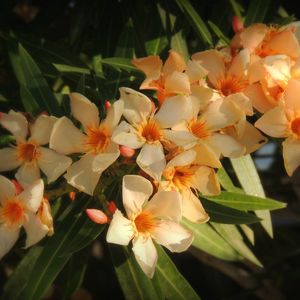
17, 142, 40, 163
164, 165, 199, 190
189, 119, 210, 139
217, 75, 248, 96
0, 199, 25, 228
85, 125, 110, 154
141, 120, 161, 142
291, 117, 300, 138
134, 212, 156, 234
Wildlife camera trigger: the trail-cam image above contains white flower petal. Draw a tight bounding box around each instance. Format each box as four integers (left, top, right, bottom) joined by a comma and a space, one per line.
192, 143, 222, 168
283, 138, 300, 176
92, 143, 120, 172
181, 189, 209, 223
166, 150, 196, 168
30, 115, 57, 145
15, 162, 40, 188
0, 175, 16, 204
0, 110, 28, 141
132, 236, 157, 278
49, 116, 86, 154
137, 143, 166, 181
186, 60, 208, 83
144, 190, 182, 222
112, 121, 145, 149
151, 220, 193, 252
162, 129, 197, 147
164, 72, 190, 94
37, 147, 72, 183
104, 99, 124, 131
122, 175, 153, 219
64, 154, 101, 196
225, 93, 253, 116
70, 92, 99, 131
119, 87, 152, 124
106, 209, 134, 245
18, 179, 44, 212
155, 95, 193, 128
23, 212, 48, 248
0, 148, 21, 172
284, 78, 300, 112
0, 226, 19, 260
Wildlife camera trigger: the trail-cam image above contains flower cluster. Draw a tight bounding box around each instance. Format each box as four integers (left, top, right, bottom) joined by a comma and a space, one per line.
0, 20, 297, 278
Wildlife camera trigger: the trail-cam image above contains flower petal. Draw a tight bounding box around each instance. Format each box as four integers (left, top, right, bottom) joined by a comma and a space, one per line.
283, 137, 300, 176
162, 129, 198, 147
70, 92, 99, 131
119, 87, 152, 124
0, 175, 16, 204
0, 148, 21, 172
162, 50, 186, 76
164, 72, 190, 95
112, 121, 145, 149
132, 236, 158, 278
106, 209, 134, 245
185, 60, 208, 83
181, 189, 209, 223
192, 143, 222, 168
0, 226, 19, 259
151, 219, 193, 252
49, 116, 86, 154
137, 143, 166, 181
104, 99, 124, 131
228, 49, 250, 78
192, 166, 220, 195
37, 147, 72, 183
122, 175, 153, 219
255, 105, 289, 137
15, 162, 40, 188
240, 23, 268, 52
225, 93, 253, 116
284, 78, 300, 112
131, 56, 162, 79
64, 154, 101, 196
144, 190, 182, 222
30, 114, 57, 145
0, 110, 28, 142
18, 179, 44, 212
155, 95, 193, 128
166, 150, 196, 168
23, 211, 48, 248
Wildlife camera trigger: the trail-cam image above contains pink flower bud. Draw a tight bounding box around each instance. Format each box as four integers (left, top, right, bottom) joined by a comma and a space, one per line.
69, 191, 76, 202
119, 145, 135, 158
107, 201, 117, 214
11, 179, 24, 195
105, 100, 111, 110
86, 209, 108, 224
232, 16, 244, 33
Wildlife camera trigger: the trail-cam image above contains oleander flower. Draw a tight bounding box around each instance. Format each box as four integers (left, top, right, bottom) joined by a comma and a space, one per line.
255, 78, 300, 175
50, 93, 124, 195
132, 50, 206, 105
0, 111, 72, 187
106, 175, 193, 278
0, 176, 48, 259
112, 87, 197, 180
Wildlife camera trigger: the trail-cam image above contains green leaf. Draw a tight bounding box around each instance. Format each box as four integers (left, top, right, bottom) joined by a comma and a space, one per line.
201, 198, 262, 224
23, 197, 94, 300
156, 246, 201, 300
20, 84, 40, 115
204, 191, 286, 211
109, 245, 162, 300
17, 44, 62, 116
53, 64, 91, 75
217, 167, 243, 193
211, 223, 262, 267
175, 0, 213, 47
182, 219, 240, 261
231, 155, 273, 237
101, 57, 139, 72
145, 35, 168, 56
229, 0, 244, 18
1, 246, 43, 300
208, 21, 230, 45
0, 135, 15, 147
240, 224, 255, 245
244, 0, 271, 26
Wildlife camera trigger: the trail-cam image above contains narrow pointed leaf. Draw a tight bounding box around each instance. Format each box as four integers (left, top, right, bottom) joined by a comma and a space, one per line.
244, 0, 271, 26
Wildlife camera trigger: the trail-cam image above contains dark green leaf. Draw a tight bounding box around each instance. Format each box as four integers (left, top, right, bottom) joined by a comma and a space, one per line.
208, 21, 230, 45
244, 0, 271, 26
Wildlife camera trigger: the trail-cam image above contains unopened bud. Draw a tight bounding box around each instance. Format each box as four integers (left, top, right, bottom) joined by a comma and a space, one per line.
119, 145, 135, 158
105, 100, 111, 110
69, 191, 76, 201
11, 179, 24, 195
107, 201, 117, 214
232, 16, 244, 33
86, 209, 108, 224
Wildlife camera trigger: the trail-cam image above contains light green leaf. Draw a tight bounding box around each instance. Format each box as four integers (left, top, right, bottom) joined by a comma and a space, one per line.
156, 245, 200, 300
217, 167, 243, 193
145, 35, 168, 56
171, 29, 189, 60
182, 219, 240, 261
109, 245, 162, 300
201, 199, 262, 224
53, 64, 91, 75
240, 224, 255, 245
211, 223, 262, 267
231, 155, 273, 237
204, 191, 286, 211
101, 57, 139, 72
175, 0, 213, 47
